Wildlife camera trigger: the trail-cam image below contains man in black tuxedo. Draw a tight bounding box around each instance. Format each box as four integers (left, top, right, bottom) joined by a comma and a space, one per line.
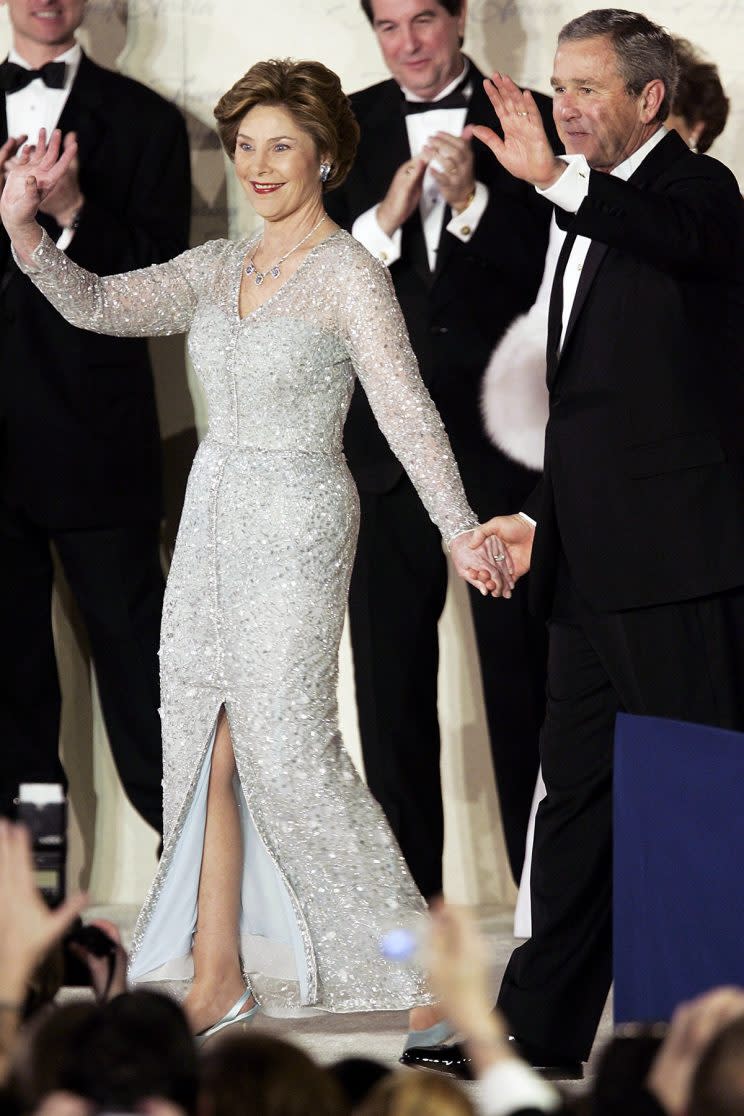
325, 0, 560, 899
0, 0, 191, 833
404, 8, 744, 1076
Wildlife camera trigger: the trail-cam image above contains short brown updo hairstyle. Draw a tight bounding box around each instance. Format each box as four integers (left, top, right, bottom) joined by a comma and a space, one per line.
214, 58, 359, 192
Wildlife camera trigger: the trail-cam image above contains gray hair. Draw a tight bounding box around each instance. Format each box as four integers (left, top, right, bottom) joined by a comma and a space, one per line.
558, 9, 679, 122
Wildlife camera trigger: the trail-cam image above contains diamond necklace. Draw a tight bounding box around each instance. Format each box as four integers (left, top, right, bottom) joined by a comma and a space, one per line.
244, 214, 328, 286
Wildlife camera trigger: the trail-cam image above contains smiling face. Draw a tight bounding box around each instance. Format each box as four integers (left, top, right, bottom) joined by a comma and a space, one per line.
1, 0, 85, 61
234, 104, 327, 221
551, 34, 661, 172
369, 0, 465, 100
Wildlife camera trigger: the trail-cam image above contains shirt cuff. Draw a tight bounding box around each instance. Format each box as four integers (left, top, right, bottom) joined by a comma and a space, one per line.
518, 511, 537, 528
351, 205, 401, 267
446, 180, 489, 241
56, 226, 75, 252
536, 154, 590, 213
479, 1059, 562, 1116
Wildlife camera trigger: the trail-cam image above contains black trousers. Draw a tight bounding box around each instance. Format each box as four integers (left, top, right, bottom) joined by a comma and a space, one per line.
498, 578, 744, 1061
348, 473, 547, 898
0, 499, 164, 833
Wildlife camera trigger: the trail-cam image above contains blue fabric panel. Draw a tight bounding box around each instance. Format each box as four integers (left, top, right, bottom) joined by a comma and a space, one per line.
613, 712, 744, 1024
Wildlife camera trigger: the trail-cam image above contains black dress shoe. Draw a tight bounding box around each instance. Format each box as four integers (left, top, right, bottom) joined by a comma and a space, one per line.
400, 1038, 584, 1081
400, 1041, 474, 1080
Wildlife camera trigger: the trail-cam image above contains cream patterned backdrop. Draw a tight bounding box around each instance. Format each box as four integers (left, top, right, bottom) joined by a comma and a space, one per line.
1, 0, 742, 908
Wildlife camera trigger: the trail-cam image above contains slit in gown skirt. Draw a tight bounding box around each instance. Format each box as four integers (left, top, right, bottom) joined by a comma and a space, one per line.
16, 227, 480, 1015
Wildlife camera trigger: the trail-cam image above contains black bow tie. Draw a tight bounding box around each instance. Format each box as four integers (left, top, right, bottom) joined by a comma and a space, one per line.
0, 59, 67, 94
402, 68, 471, 116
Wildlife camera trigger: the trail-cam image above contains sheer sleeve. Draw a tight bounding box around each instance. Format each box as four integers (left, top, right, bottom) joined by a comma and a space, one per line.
13, 229, 232, 337
339, 244, 478, 543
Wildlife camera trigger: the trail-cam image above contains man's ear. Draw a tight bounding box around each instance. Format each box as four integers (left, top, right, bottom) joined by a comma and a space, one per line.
640, 78, 665, 123
457, 0, 467, 39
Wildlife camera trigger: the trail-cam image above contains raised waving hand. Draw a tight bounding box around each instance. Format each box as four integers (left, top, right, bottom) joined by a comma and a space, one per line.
471, 73, 563, 189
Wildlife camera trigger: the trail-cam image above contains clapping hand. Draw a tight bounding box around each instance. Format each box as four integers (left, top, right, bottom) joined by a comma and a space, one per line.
421, 128, 476, 213
471, 73, 563, 190
0, 133, 28, 194
0, 128, 78, 257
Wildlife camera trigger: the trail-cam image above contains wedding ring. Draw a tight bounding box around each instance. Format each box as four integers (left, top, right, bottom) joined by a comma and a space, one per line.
516, 111, 530, 117
494, 553, 505, 562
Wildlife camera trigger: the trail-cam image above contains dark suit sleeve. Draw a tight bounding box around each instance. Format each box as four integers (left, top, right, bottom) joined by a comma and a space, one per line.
69, 100, 191, 274
567, 158, 742, 280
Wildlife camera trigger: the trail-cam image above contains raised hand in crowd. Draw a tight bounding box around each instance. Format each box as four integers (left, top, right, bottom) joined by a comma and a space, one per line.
472, 73, 565, 189
0, 820, 87, 1080
646, 986, 744, 1115
67, 918, 128, 1004
31, 1093, 93, 1116
0, 127, 78, 255
468, 514, 535, 595
422, 127, 476, 213
425, 901, 513, 1076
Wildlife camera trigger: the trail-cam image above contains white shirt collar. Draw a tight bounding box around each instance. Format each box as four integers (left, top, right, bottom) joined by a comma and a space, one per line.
400, 57, 469, 105
611, 125, 668, 181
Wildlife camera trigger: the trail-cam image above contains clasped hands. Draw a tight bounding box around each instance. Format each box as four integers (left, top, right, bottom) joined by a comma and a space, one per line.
450, 513, 534, 599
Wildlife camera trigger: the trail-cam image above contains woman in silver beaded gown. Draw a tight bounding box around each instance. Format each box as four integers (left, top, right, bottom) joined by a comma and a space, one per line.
0, 60, 511, 1037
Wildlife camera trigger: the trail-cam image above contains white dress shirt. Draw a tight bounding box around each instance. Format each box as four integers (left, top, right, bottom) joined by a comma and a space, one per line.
5, 41, 82, 250
352, 61, 489, 269
537, 126, 668, 349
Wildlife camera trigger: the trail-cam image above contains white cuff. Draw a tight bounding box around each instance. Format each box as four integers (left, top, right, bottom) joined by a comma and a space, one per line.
518, 511, 537, 528
536, 154, 590, 213
446, 180, 489, 242
351, 205, 402, 267
479, 1059, 562, 1116
56, 226, 75, 252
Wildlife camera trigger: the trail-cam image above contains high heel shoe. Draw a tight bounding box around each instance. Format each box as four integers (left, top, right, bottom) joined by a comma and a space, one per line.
195, 988, 261, 1044
403, 1019, 456, 1052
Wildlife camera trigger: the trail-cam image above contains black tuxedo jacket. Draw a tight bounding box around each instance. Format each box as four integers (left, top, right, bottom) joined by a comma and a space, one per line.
525, 130, 744, 615
326, 61, 560, 501
0, 52, 191, 528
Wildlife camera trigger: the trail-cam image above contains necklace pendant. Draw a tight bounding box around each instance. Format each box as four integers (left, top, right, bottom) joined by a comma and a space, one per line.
245, 262, 256, 277
270, 265, 281, 279
254, 272, 265, 286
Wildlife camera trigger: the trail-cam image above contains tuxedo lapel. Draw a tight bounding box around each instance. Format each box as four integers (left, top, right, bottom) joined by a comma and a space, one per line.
54, 52, 105, 167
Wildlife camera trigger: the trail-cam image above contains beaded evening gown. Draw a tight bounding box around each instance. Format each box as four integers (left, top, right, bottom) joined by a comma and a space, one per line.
18, 227, 478, 1013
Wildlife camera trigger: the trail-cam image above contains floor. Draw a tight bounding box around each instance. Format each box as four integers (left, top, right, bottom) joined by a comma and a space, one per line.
77, 903, 614, 1102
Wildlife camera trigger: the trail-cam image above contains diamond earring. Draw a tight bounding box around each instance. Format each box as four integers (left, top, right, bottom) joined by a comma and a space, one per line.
319, 162, 331, 183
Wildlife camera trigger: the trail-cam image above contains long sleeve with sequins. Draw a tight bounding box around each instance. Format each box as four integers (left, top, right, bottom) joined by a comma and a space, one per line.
339, 247, 478, 543
13, 229, 230, 336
